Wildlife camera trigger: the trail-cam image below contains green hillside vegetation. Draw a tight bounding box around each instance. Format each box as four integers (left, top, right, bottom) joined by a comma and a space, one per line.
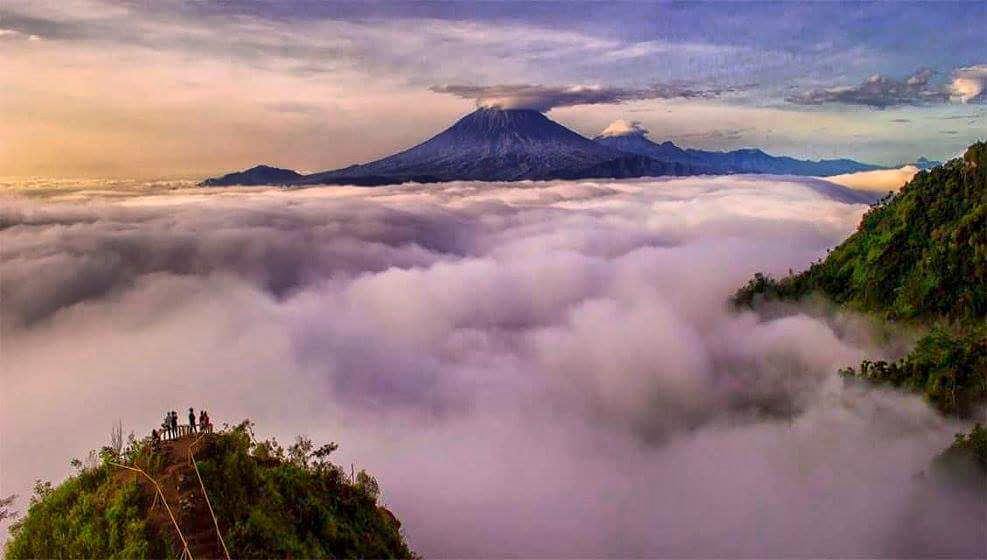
732, 142, 986, 418
732, 142, 986, 323
933, 423, 987, 488
837, 328, 985, 417
4, 421, 415, 559
732, 142, 986, 475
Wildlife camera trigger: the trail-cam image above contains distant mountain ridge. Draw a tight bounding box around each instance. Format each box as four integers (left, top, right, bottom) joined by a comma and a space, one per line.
201, 108, 881, 187
201, 165, 301, 186
593, 128, 881, 176
913, 156, 943, 169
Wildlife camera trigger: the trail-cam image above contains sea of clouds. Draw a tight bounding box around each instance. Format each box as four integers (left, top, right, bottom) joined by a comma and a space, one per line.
1, 175, 982, 556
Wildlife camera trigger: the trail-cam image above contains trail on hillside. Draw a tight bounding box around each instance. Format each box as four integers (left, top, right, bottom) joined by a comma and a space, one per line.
112, 435, 228, 560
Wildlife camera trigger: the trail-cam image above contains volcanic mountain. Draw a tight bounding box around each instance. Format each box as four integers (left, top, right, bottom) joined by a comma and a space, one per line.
295, 108, 696, 185
201, 108, 879, 186
593, 125, 882, 176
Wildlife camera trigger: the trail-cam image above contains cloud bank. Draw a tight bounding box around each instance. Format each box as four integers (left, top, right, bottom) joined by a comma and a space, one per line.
824, 165, 920, 193
1, 177, 982, 556
430, 83, 742, 112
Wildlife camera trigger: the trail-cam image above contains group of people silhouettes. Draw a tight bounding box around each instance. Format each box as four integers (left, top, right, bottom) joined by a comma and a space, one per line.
152, 408, 212, 442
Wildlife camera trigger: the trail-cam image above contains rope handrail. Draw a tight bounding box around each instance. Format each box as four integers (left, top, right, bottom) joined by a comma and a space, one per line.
188, 434, 232, 560
109, 461, 193, 560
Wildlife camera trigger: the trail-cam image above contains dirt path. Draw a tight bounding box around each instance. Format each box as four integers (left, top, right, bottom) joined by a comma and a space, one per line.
114, 434, 227, 559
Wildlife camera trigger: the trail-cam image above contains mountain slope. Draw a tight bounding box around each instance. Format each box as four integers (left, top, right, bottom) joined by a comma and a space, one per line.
733, 142, 986, 322
592, 133, 717, 170
5, 422, 414, 559
732, 142, 986, 417
594, 129, 882, 176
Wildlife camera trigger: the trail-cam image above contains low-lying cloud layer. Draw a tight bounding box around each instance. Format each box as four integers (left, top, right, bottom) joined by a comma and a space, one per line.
824, 165, 920, 193
1, 176, 982, 556
430, 83, 743, 112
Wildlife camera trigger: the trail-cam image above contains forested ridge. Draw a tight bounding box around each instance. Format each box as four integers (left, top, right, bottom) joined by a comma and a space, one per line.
733, 142, 986, 475
733, 142, 985, 323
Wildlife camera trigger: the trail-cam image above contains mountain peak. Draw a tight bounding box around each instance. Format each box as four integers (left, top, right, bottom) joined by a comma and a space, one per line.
597, 119, 649, 139
913, 156, 943, 169
449, 107, 555, 136
200, 165, 301, 187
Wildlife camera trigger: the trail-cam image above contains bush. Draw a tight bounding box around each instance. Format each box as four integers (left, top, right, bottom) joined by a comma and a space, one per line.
5, 468, 169, 559
839, 327, 987, 416
932, 423, 987, 485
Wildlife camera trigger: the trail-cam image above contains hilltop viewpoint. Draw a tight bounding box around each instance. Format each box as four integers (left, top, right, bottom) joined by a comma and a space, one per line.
3, 421, 414, 559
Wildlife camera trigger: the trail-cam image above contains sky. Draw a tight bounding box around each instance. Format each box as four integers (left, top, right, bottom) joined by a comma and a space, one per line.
0, 0, 985, 178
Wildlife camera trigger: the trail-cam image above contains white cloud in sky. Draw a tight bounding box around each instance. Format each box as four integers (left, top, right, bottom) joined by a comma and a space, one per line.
949, 64, 987, 103
597, 119, 650, 137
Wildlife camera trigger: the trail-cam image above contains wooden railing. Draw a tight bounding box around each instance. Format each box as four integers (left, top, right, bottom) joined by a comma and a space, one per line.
160, 423, 212, 440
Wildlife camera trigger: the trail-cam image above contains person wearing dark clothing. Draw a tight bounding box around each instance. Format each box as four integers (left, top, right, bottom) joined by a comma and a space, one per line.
162, 413, 172, 439
199, 410, 209, 433
170, 410, 178, 437
151, 428, 161, 450
188, 408, 197, 433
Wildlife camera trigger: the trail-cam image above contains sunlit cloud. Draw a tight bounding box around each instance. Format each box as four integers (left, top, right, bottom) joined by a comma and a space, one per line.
949, 64, 987, 103
823, 165, 920, 193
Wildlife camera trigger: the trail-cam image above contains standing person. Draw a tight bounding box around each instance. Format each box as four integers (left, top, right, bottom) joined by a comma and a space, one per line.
199, 410, 209, 433
162, 412, 172, 439
188, 407, 197, 433
170, 410, 178, 438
